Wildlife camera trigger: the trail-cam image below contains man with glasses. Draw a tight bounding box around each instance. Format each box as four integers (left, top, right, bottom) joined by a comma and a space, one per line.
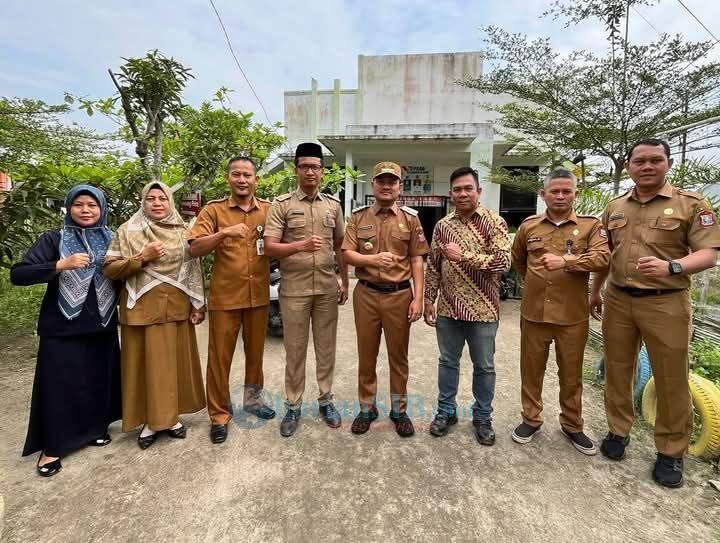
342, 161, 428, 437
264, 143, 349, 437
424, 167, 511, 446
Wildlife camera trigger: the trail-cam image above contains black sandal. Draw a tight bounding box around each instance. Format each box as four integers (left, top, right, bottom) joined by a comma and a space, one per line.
37, 456, 62, 477
89, 433, 112, 446
137, 426, 157, 450
165, 424, 186, 439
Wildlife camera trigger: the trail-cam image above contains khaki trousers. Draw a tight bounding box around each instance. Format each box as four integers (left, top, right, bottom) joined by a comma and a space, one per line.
602, 284, 692, 458
520, 317, 589, 433
353, 283, 412, 414
280, 293, 338, 410
206, 306, 269, 425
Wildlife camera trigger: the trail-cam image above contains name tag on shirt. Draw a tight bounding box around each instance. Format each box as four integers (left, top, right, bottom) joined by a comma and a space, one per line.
256, 238, 265, 255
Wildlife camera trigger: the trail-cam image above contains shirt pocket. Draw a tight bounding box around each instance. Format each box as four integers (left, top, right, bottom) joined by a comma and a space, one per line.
390, 228, 411, 257
647, 217, 684, 246
526, 238, 545, 252
357, 229, 378, 254
322, 212, 336, 237
286, 211, 307, 240
570, 240, 588, 255
607, 218, 628, 246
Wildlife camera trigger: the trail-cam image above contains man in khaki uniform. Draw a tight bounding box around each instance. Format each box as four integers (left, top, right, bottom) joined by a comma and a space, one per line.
511, 168, 610, 455
342, 161, 428, 437
264, 143, 349, 437
188, 156, 274, 444
591, 138, 720, 488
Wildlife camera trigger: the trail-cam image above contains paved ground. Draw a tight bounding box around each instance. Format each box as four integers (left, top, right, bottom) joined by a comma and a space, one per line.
1, 284, 719, 542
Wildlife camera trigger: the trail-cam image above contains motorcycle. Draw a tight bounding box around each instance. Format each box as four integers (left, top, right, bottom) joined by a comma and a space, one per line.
267, 259, 283, 337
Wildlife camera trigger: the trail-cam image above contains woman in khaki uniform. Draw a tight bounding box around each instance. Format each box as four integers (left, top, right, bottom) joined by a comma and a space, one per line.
104, 181, 206, 449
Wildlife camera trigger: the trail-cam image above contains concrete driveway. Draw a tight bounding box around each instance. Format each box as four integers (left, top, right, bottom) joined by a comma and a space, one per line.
0, 284, 718, 542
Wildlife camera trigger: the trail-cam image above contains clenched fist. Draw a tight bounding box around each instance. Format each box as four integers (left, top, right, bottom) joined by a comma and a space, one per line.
375, 252, 394, 271
57, 253, 91, 271
223, 223, 249, 238
298, 235, 323, 253
141, 241, 165, 263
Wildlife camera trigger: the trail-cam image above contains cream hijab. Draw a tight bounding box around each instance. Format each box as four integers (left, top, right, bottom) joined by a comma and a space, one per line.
106, 181, 204, 309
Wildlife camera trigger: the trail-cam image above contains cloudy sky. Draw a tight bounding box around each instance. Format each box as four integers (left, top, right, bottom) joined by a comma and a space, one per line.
2, 0, 719, 133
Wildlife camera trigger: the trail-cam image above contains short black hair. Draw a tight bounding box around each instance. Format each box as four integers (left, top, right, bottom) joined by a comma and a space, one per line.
450, 167, 479, 189
227, 156, 257, 173
626, 138, 671, 161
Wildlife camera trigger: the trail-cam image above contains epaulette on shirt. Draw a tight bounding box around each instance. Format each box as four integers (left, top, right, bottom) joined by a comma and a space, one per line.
205, 196, 229, 205
521, 214, 541, 223
352, 204, 370, 213
256, 197, 271, 204
577, 214, 601, 221
609, 190, 631, 202
400, 205, 418, 216
275, 193, 292, 202
323, 193, 341, 203
678, 189, 704, 200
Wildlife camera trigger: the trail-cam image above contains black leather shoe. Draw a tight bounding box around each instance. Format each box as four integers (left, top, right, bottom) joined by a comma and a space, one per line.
88, 432, 112, 446
137, 431, 157, 450
389, 412, 415, 437
37, 457, 62, 477
244, 402, 276, 420
319, 402, 342, 428
653, 453, 684, 488
429, 412, 458, 437
351, 407, 379, 434
600, 432, 630, 461
280, 409, 301, 437
474, 421, 496, 446
210, 424, 228, 444
166, 424, 186, 439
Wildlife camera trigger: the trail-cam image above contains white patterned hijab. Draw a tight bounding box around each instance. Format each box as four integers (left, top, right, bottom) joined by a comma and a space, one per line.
105, 181, 204, 310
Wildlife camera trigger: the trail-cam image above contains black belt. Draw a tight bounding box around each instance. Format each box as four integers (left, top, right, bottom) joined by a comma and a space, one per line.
613, 285, 685, 297
359, 279, 411, 293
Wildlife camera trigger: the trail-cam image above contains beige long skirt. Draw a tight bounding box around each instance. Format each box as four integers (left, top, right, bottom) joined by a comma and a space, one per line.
120, 320, 206, 432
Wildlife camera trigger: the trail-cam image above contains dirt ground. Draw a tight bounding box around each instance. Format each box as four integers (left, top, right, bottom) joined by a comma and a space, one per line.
1, 286, 719, 542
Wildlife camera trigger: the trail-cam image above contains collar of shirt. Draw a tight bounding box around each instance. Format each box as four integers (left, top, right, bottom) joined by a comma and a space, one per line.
541, 209, 578, 226
227, 196, 260, 210
448, 205, 483, 222
629, 181, 673, 202
371, 202, 399, 215
296, 188, 324, 201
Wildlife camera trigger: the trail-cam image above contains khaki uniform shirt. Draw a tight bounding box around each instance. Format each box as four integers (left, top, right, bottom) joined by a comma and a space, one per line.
104, 255, 196, 325
264, 189, 345, 296
342, 203, 429, 283
602, 183, 720, 290
513, 211, 610, 325
188, 196, 271, 310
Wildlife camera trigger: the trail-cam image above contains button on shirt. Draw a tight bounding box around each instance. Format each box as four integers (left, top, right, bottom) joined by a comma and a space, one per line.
602, 183, 720, 290
188, 196, 271, 310
342, 204, 429, 283
424, 206, 511, 322
264, 189, 345, 296
512, 211, 610, 325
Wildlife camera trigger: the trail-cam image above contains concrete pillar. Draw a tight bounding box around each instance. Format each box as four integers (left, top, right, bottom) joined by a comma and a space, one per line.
333, 79, 341, 134
344, 150, 353, 216
469, 137, 499, 212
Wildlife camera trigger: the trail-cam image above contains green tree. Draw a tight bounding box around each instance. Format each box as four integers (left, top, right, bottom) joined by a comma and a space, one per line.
463, 0, 720, 194
70, 50, 193, 181
0, 97, 103, 172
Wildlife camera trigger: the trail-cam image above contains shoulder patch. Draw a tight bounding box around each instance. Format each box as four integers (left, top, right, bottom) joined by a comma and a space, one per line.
678, 189, 704, 200
400, 205, 418, 216
323, 193, 341, 202
205, 196, 229, 205
609, 190, 631, 202
275, 193, 292, 202
521, 214, 541, 223
352, 205, 370, 214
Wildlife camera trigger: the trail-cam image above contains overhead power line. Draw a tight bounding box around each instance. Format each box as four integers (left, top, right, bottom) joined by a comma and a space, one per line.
208, 0, 272, 125
676, 0, 720, 43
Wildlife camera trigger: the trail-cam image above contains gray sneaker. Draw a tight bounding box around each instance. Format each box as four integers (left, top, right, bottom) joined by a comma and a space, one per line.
561, 427, 597, 456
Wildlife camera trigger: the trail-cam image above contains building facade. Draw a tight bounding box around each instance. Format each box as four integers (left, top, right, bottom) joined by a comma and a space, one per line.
275, 52, 545, 238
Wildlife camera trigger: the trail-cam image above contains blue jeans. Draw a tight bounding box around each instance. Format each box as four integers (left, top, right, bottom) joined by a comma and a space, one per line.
436, 316, 498, 423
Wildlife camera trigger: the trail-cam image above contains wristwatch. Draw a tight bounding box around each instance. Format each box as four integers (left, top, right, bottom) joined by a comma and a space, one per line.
668, 260, 683, 275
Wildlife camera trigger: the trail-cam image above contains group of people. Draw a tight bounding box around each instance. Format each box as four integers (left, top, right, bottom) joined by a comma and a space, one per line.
11, 139, 720, 490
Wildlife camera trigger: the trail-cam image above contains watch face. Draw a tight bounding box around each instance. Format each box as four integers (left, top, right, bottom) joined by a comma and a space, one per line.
670, 261, 682, 275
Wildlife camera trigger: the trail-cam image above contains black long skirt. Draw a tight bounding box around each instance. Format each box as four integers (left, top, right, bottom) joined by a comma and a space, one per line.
22, 331, 122, 457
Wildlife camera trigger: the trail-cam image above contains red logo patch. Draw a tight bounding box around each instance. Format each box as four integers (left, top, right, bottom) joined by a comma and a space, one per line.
698, 210, 717, 227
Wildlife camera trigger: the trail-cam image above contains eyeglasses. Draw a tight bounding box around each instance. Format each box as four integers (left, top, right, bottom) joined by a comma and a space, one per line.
296, 164, 323, 173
